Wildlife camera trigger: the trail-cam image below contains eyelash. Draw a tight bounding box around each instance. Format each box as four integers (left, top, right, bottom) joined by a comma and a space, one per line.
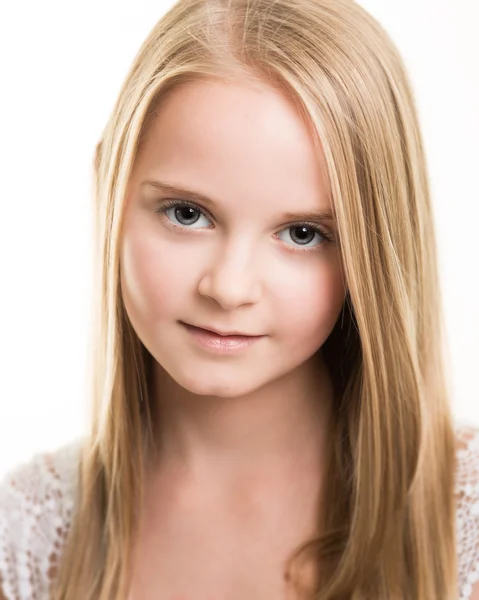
154, 198, 335, 252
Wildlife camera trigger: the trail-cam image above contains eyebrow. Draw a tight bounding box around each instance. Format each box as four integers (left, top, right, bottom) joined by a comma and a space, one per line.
142, 179, 336, 223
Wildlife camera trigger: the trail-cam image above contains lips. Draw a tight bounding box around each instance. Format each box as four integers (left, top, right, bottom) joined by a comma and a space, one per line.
180, 321, 264, 354
180, 321, 259, 338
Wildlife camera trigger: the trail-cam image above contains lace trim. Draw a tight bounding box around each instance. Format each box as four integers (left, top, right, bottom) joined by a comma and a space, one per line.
454, 422, 479, 599
0, 438, 82, 600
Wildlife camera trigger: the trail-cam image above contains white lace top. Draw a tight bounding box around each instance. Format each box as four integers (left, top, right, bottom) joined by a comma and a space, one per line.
1, 422, 479, 600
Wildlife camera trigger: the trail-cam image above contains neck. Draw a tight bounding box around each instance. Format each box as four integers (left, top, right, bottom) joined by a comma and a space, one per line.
147, 353, 334, 488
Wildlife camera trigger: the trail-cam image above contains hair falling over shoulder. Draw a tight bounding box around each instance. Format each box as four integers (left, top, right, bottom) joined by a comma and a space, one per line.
51, 0, 458, 598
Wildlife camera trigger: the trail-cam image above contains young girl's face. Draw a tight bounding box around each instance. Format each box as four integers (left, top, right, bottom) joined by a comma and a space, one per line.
120, 78, 347, 398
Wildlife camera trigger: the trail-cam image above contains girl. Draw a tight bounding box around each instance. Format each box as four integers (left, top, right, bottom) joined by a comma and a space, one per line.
1, 0, 478, 598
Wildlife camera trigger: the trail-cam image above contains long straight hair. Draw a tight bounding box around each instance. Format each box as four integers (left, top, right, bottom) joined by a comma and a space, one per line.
51, 0, 458, 598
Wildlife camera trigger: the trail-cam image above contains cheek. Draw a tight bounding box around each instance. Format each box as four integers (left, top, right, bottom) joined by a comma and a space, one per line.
120, 232, 189, 321
274, 260, 345, 343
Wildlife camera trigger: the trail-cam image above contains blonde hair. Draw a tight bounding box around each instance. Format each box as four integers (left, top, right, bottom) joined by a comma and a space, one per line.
51, 0, 458, 598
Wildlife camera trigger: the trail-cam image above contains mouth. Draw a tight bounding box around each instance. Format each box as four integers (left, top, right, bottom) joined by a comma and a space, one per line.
178, 321, 265, 354
179, 321, 262, 338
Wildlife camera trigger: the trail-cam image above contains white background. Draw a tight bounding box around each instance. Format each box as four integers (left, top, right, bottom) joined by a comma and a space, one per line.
0, 0, 477, 478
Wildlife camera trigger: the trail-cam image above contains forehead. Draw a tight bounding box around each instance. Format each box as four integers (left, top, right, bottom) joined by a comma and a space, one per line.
133, 78, 332, 215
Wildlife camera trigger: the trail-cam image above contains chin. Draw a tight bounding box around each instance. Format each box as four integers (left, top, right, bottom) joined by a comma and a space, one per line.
182, 379, 249, 399
175, 369, 262, 399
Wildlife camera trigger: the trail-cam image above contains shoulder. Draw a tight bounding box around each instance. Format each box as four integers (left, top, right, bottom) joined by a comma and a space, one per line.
454, 420, 479, 600
0, 437, 84, 600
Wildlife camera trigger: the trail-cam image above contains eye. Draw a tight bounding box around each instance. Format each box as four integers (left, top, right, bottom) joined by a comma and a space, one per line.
155, 199, 212, 229
277, 224, 333, 250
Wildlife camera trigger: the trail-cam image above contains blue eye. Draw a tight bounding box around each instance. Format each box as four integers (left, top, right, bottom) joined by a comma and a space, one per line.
155, 200, 212, 228
277, 224, 333, 250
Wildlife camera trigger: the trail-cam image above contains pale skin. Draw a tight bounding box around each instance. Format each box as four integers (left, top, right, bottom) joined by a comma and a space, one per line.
119, 76, 347, 599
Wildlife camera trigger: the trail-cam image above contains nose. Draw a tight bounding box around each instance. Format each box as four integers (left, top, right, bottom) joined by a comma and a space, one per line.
197, 242, 262, 310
